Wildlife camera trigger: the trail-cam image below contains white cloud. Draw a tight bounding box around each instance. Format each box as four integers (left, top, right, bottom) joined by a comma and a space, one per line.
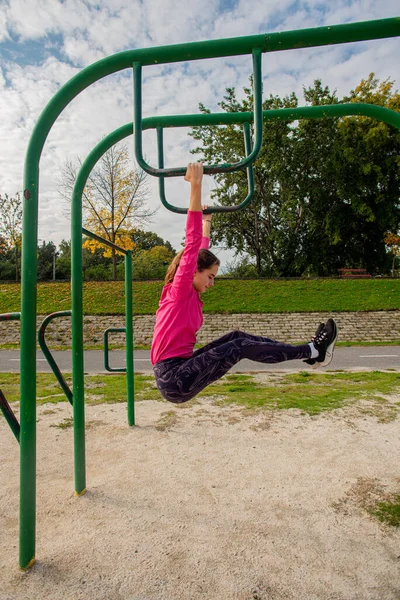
0, 0, 399, 269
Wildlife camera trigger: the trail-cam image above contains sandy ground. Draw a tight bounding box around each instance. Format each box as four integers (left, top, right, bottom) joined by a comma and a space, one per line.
1, 393, 400, 600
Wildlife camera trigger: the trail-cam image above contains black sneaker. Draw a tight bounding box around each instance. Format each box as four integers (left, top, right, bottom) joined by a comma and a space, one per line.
303, 322, 325, 366
312, 318, 338, 368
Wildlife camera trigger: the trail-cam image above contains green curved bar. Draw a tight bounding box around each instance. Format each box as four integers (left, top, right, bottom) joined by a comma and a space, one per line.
157, 122, 255, 214
133, 49, 263, 177
37, 312, 73, 405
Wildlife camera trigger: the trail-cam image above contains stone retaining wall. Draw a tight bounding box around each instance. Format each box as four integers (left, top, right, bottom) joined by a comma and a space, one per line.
1, 311, 399, 346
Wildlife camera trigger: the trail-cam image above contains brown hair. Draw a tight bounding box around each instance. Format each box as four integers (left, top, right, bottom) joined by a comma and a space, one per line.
164, 248, 220, 285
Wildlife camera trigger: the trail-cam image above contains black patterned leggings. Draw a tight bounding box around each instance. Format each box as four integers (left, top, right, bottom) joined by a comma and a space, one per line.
153, 330, 311, 404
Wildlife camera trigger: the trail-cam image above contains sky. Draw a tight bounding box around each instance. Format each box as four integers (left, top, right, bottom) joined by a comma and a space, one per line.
0, 0, 400, 270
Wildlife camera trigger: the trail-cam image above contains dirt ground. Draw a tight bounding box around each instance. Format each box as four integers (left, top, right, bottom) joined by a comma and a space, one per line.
1, 392, 400, 600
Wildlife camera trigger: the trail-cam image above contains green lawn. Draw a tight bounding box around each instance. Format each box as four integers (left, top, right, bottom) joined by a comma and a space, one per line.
2, 370, 399, 418
1, 278, 400, 315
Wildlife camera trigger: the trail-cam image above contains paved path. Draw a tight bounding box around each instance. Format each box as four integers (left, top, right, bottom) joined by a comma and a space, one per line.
1, 347, 399, 374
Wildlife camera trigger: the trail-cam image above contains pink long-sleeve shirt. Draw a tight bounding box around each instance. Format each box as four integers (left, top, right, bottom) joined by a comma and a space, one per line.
151, 211, 210, 365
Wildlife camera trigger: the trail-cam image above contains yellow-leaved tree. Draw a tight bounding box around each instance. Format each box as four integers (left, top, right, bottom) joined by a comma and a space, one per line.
384, 232, 400, 277
60, 143, 155, 279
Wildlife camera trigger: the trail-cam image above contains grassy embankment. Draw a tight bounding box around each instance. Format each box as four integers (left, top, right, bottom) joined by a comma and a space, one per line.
1, 278, 400, 314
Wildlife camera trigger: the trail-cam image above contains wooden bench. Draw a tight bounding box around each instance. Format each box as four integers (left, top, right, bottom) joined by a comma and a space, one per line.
338, 268, 371, 278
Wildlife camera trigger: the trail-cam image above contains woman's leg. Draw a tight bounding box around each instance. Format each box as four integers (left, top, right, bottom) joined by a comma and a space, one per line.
154, 331, 311, 403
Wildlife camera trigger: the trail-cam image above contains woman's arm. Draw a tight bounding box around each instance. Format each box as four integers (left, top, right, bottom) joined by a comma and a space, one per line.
201, 204, 212, 249
184, 162, 203, 212
170, 163, 204, 294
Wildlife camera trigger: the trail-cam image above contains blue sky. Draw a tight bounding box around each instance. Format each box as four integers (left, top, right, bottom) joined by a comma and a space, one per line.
0, 0, 399, 267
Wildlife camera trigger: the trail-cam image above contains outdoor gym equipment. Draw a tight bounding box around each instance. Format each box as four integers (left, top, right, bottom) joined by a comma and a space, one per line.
3, 17, 399, 569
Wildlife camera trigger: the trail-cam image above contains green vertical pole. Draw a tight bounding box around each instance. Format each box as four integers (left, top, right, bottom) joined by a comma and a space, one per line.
125, 251, 135, 425
71, 178, 86, 496
19, 158, 39, 569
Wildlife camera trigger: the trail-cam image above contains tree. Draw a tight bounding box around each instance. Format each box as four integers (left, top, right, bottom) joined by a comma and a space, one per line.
189, 75, 400, 276
130, 229, 175, 253
384, 232, 400, 276
0, 192, 22, 281
37, 240, 58, 281
59, 143, 155, 279
332, 74, 400, 274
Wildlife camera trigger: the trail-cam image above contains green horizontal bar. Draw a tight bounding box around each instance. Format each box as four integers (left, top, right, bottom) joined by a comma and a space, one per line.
0, 312, 21, 322
75, 100, 400, 216
82, 227, 128, 254
143, 102, 400, 130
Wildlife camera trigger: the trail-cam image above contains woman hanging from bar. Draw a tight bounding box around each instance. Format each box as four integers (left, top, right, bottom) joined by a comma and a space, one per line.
151, 162, 338, 404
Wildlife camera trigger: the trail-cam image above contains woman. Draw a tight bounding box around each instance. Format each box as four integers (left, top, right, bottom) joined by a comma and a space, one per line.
151, 162, 338, 403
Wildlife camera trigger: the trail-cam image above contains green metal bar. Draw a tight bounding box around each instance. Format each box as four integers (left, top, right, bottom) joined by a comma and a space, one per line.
20, 147, 39, 568
0, 388, 20, 443
38, 312, 73, 405
82, 227, 128, 254
71, 169, 86, 499
0, 312, 21, 321
125, 251, 134, 426
133, 49, 263, 177
143, 102, 400, 130
104, 328, 127, 372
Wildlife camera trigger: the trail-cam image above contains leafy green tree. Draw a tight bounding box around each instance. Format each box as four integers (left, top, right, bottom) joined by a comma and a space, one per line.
37, 241, 57, 281
333, 74, 400, 274
190, 75, 400, 276
130, 229, 175, 253
117, 245, 174, 280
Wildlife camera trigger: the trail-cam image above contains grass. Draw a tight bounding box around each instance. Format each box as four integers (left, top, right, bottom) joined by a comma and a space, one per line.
1, 279, 400, 315
371, 497, 400, 527
199, 371, 400, 418
0, 372, 160, 405
1, 370, 399, 418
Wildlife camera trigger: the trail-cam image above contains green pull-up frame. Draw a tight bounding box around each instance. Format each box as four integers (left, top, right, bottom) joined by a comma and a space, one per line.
14, 16, 400, 569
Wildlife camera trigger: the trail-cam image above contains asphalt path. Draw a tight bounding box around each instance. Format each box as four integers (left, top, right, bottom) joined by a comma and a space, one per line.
0, 346, 399, 374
